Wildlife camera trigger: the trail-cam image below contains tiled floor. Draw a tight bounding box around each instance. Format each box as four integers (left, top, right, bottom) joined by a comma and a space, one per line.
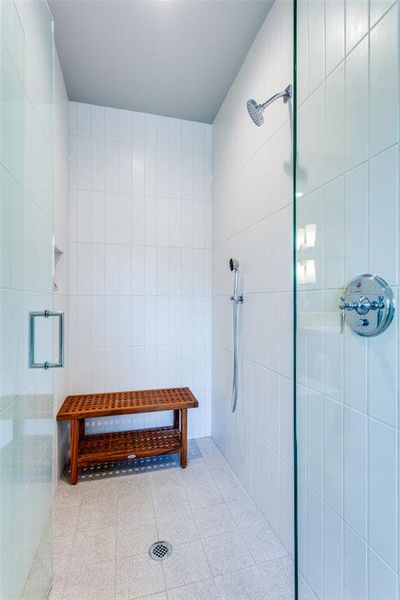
50, 438, 294, 600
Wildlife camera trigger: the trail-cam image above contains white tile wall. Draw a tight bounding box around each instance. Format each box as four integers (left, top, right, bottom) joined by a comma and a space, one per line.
212, 0, 294, 559
297, 0, 400, 597
69, 102, 212, 439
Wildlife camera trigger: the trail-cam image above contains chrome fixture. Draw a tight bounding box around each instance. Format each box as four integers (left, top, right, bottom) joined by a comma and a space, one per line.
230, 258, 243, 413
339, 274, 395, 337
247, 84, 292, 127
29, 310, 64, 369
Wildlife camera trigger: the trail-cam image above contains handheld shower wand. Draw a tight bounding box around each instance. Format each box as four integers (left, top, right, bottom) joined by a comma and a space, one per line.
230, 259, 243, 413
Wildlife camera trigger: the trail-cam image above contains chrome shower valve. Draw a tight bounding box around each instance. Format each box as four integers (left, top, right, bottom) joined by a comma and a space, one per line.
339, 275, 394, 337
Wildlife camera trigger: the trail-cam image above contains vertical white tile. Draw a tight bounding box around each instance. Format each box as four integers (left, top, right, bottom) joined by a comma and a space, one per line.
157, 147, 170, 197
343, 328, 367, 412
325, 63, 345, 181
306, 389, 323, 495
118, 109, 131, 143
132, 246, 145, 295
306, 85, 325, 193
344, 163, 368, 282
104, 245, 118, 295
145, 146, 158, 197
132, 195, 145, 246
305, 487, 323, 598
118, 194, 132, 245
118, 143, 132, 195
75, 190, 91, 243
297, 0, 309, 105
324, 176, 344, 289
90, 137, 105, 192
308, 0, 325, 92
344, 525, 367, 600
369, 4, 399, 156
91, 244, 105, 295
279, 376, 293, 468
117, 296, 132, 346
367, 288, 398, 426
323, 396, 343, 515
345, 37, 369, 170
105, 107, 118, 141
75, 137, 90, 190
131, 296, 145, 345
323, 504, 344, 600
69, 102, 77, 136
323, 290, 343, 403
76, 102, 90, 137
118, 245, 132, 295
145, 114, 158, 147
370, 0, 396, 26
157, 116, 170, 149
182, 121, 193, 153
344, 406, 367, 538
144, 247, 157, 296
133, 145, 145, 195
75, 243, 91, 295
104, 141, 118, 193
132, 112, 145, 145
369, 145, 398, 286
368, 419, 398, 570
90, 104, 105, 139
368, 548, 398, 600
104, 192, 118, 244
346, 0, 369, 53
325, 0, 345, 75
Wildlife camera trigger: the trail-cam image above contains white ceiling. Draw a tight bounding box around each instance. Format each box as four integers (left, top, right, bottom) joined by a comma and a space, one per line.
49, 0, 273, 123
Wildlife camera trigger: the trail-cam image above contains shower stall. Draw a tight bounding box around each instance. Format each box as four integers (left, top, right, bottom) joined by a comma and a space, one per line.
0, 0, 399, 598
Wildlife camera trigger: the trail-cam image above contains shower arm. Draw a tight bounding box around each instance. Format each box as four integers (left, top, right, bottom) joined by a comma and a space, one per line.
260, 84, 292, 110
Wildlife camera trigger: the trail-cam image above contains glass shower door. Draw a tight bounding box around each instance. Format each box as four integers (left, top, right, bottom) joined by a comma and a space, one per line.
0, 2, 55, 598
295, 1, 399, 598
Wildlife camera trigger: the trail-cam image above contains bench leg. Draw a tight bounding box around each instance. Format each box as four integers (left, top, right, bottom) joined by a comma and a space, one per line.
70, 419, 79, 485
180, 409, 187, 468
173, 409, 180, 430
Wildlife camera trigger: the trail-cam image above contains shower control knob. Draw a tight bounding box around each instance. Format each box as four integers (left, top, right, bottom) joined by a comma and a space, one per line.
339, 274, 395, 337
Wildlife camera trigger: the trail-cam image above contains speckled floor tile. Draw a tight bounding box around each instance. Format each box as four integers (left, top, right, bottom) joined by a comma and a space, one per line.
115, 553, 165, 600
193, 502, 235, 539
167, 579, 220, 600
162, 540, 211, 589
202, 530, 254, 576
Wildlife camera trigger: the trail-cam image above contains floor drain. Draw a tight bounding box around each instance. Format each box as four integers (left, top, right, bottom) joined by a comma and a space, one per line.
149, 541, 172, 561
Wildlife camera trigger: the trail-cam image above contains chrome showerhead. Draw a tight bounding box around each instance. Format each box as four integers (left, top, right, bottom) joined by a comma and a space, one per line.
246, 84, 292, 127
246, 99, 264, 127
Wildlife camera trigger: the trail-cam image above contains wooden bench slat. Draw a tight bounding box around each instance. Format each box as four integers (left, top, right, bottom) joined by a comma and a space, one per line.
57, 387, 198, 420
77, 426, 181, 466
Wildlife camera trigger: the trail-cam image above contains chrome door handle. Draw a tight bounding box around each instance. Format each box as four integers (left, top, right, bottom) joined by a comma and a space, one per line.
29, 310, 64, 369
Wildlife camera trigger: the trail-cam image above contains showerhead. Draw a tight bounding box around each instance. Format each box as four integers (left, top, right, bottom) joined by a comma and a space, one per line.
247, 84, 292, 127
246, 99, 264, 127
229, 258, 239, 272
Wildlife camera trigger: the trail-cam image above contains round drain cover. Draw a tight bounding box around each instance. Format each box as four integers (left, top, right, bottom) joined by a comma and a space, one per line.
149, 541, 172, 561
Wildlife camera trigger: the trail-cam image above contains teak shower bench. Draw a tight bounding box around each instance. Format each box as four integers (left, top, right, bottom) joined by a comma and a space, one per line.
57, 387, 199, 484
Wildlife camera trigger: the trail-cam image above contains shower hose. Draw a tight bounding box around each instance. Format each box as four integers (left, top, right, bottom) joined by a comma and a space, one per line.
231, 298, 240, 413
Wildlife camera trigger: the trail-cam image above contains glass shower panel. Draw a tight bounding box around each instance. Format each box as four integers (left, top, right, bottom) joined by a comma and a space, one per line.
295, 0, 400, 598
0, 2, 55, 598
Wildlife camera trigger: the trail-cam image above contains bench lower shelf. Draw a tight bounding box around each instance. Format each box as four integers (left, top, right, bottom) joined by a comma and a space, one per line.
77, 426, 182, 466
